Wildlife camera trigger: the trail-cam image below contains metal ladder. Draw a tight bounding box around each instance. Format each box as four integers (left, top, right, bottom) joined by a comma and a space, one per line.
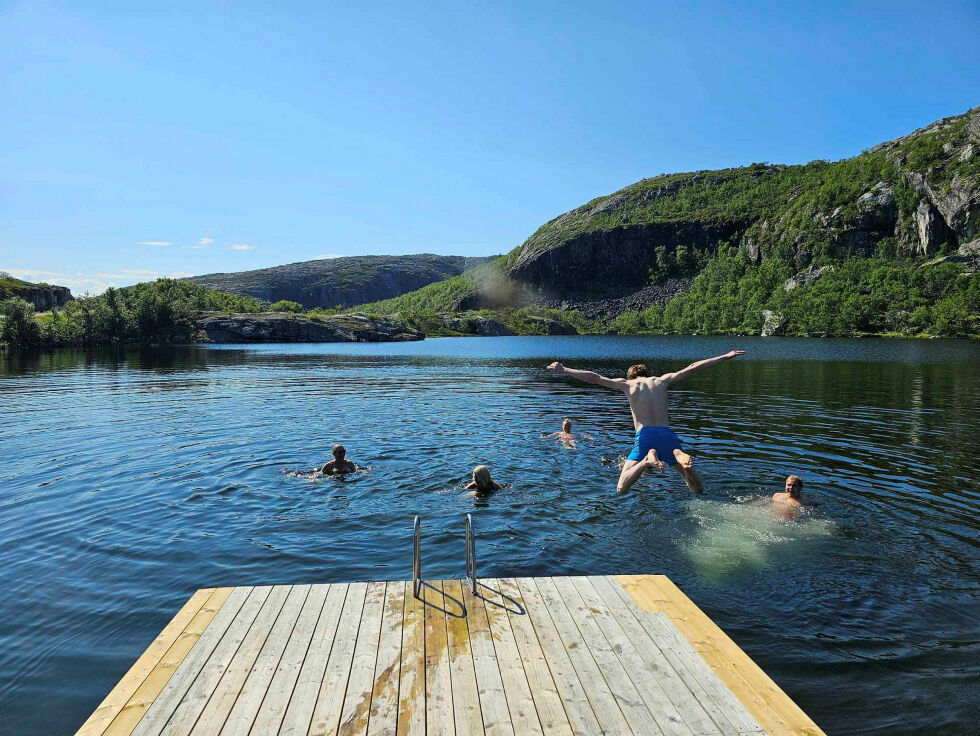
413, 514, 477, 598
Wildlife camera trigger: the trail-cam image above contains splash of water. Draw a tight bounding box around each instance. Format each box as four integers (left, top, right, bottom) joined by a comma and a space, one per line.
680, 497, 836, 578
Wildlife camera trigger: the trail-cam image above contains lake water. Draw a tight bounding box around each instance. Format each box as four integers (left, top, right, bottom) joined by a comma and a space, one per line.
1, 336, 978, 735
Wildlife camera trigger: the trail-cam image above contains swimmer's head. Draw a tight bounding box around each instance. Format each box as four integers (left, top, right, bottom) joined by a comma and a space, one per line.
785, 475, 803, 498
472, 465, 494, 492
562, 418, 572, 433
627, 364, 650, 380
332, 444, 346, 459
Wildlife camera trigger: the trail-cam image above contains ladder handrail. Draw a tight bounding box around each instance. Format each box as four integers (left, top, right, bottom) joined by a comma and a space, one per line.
412, 516, 422, 598
465, 514, 477, 594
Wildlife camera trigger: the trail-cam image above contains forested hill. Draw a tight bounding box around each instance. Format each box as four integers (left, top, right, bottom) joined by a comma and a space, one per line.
185, 254, 494, 309
356, 107, 980, 337
507, 106, 979, 296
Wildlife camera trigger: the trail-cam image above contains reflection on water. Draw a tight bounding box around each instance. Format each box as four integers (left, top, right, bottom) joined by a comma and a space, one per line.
681, 498, 836, 578
1, 336, 979, 736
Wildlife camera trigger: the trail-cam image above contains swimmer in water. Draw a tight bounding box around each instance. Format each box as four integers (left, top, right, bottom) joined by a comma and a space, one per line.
772, 475, 805, 508
547, 350, 746, 493
541, 418, 593, 447
464, 465, 503, 495
319, 444, 357, 475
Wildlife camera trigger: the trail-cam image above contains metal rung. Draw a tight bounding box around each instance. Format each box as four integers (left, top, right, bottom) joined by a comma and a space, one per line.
465, 514, 477, 594
412, 516, 422, 598
410, 514, 478, 599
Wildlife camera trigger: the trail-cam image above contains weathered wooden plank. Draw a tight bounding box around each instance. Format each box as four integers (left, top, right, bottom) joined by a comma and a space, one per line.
616, 575, 823, 736
246, 584, 330, 736
103, 589, 235, 736
589, 576, 736, 736
548, 576, 663, 736
645, 612, 764, 736
307, 582, 369, 736
514, 578, 608, 736
494, 579, 575, 736
460, 577, 514, 736
217, 585, 311, 735
605, 576, 759, 735
366, 581, 406, 736
337, 582, 388, 736
278, 583, 350, 736
130, 586, 253, 736
442, 579, 484, 736
480, 579, 543, 736
421, 580, 454, 736
156, 586, 275, 736
75, 588, 218, 736
571, 577, 701, 736
188, 586, 291, 735
396, 580, 426, 736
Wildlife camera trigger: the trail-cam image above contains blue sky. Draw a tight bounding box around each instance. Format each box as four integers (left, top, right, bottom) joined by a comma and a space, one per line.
2, 1, 978, 295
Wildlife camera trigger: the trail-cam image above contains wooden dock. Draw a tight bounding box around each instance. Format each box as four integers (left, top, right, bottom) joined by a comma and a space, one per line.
75, 575, 824, 736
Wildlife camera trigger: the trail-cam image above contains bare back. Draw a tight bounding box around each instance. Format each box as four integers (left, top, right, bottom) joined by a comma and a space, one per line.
625, 376, 671, 429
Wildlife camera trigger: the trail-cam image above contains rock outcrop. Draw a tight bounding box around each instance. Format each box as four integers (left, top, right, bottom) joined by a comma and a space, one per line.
0, 276, 73, 310
783, 265, 833, 292
438, 313, 515, 336
760, 310, 786, 337
185, 254, 493, 309
195, 312, 423, 343
499, 107, 979, 302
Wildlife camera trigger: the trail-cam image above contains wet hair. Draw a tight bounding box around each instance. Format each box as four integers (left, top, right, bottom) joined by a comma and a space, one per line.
627, 364, 650, 380
332, 444, 346, 458
472, 465, 495, 492
562, 418, 572, 429
786, 474, 803, 497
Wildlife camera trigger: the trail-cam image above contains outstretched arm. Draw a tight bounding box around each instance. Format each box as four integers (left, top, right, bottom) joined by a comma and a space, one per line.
546, 362, 626, 391
661, 350, 746, 384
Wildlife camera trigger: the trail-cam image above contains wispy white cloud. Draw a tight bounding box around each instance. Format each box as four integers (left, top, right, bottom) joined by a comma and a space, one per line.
198, 237, 214, 245
313, 253, 345, 260
181, 244, 208, 249
139, 241, 173, 247
227, 244, 255, 251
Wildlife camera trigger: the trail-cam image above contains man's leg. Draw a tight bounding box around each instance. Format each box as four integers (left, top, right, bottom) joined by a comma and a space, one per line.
617, 450, 663, 493
672, 449, 703, 494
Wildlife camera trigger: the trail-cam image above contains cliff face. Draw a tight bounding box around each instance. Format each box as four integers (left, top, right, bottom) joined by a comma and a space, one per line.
0, 276, 73, 310
194, 312, 424, 343
186, 254, 493, 309
506, 107, 980, 299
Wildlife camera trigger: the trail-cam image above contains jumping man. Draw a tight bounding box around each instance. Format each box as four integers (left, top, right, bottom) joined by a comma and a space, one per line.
546, 350, 746, 493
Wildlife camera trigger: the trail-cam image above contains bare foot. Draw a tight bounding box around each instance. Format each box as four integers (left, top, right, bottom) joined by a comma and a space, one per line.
673, 449, 693, 470
645, 449, 665, 472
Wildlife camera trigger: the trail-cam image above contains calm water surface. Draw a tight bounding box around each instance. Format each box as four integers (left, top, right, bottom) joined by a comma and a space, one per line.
1, 336, 978, 735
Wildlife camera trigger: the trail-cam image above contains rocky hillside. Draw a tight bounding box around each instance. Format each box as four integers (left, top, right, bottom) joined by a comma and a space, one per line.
185, 254, 493, 309
0, 273, 73, 310
506, 107, 979, 300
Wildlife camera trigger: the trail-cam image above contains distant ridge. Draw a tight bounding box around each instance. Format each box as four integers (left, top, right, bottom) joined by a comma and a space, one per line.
184, 253, 495, 309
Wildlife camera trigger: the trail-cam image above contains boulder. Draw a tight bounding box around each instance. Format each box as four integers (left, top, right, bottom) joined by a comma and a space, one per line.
760, 310, 786, 337
439, 313, 515, 336
782, 264, 833, 292
527, 316, 578, 335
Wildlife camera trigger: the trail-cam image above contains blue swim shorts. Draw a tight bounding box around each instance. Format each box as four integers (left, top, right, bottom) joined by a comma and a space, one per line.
626, 426, 684, 465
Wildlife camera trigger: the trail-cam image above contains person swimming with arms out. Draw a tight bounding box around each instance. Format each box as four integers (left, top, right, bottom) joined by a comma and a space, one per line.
546, 350, 746, 493
464, 465, 503, 495
319, 444, 357, 475
541, 418, 594, 448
